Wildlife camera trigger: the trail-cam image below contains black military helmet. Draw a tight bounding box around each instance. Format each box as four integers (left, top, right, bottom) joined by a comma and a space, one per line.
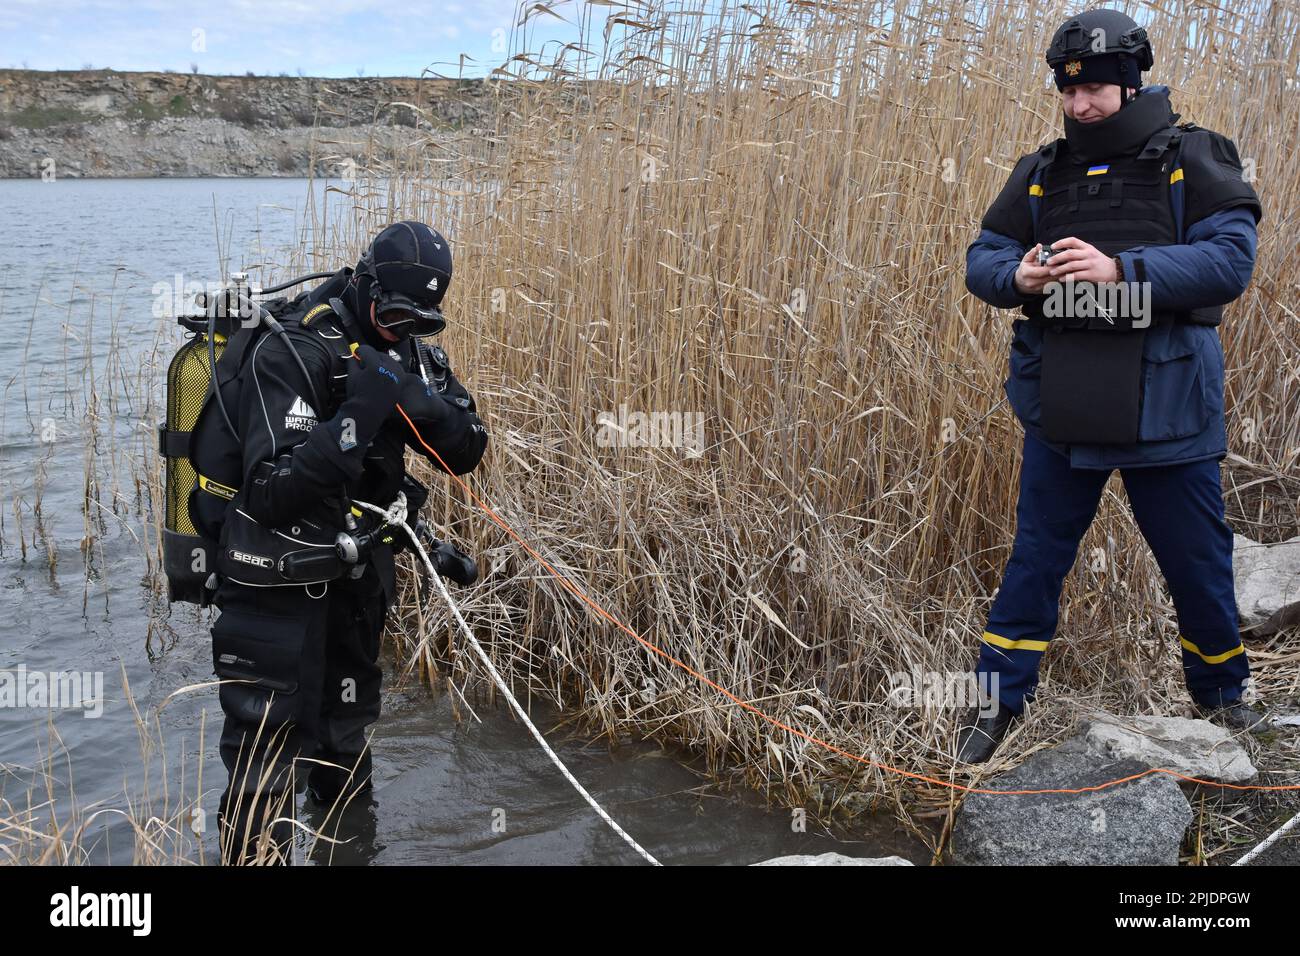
355, 220, 452, 336
1046, 8, 1153, 101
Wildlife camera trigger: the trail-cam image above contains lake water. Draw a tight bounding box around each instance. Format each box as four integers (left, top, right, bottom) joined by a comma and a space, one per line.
0, 178, 926, 865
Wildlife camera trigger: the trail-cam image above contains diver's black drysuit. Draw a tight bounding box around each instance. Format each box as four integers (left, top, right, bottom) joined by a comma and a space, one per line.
188, 269, 487, 864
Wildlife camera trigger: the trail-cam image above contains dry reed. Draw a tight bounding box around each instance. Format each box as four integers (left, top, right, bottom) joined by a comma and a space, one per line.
327, 0, 1300, 851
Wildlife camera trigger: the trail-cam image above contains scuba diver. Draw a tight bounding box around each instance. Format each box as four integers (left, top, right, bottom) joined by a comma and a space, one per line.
185, 221, 488, 862
959, 9, 1264, 763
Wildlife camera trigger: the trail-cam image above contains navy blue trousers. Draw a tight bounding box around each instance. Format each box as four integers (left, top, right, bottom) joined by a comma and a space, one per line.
977, 431, 1250, 715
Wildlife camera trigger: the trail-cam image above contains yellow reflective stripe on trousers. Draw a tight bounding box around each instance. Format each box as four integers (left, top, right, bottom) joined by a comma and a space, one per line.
1180, 634, 1244, 665
982, 630, 1049, 653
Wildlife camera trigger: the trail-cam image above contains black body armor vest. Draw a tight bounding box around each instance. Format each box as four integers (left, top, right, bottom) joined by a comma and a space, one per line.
1023, 133, 1222, 330
1028, 125, 1195, 445
1038, 149, 1175, 284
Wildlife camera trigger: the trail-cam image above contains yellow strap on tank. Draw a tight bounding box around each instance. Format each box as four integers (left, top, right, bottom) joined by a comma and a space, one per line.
197, 474, 239, 501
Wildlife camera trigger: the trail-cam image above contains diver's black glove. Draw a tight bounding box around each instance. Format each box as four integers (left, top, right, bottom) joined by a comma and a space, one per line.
396, 371, 487, 475
430, 537, 479, 586
453, 415, 489, 474
397, 372, 454, 430
339, 343, 403, 448
385, 474, 429, 556
414, 342, 479, 412
400, 472, 430, 516
440, 370, 476, 412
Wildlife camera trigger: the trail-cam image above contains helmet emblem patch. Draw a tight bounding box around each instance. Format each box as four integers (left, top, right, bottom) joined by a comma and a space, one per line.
1065, 59, 1082, 76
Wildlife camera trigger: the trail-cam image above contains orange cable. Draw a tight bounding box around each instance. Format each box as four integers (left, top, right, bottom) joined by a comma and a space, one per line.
396, 403, 1300, 798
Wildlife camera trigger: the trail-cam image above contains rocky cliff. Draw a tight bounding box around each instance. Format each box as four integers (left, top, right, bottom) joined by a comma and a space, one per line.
0, 69, 493, 177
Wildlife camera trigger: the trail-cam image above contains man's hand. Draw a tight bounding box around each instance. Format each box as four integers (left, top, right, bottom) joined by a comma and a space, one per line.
1042, 236, 1120, 283
1013, 243, 1054, 295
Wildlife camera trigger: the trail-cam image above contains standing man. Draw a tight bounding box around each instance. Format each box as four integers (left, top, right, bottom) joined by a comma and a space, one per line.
959, 9, 1264, 763
189, 221, 489, 860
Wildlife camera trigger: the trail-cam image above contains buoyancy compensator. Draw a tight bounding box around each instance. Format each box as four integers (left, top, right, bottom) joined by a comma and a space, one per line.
159, 270, 337, 604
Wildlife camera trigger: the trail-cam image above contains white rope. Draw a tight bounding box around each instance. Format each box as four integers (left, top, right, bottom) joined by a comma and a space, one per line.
352, 498, 661, 866
1232, 806, 1300, 866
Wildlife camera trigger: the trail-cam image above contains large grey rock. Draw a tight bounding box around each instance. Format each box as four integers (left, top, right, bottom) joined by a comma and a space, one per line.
951, 749, 1192, 866
1074, 713, 1257, 783
1233, 533, 1300, 634
753, 852, 913, 866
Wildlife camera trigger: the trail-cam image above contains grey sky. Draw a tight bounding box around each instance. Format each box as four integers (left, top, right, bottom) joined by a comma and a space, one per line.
0, 0, 613, 77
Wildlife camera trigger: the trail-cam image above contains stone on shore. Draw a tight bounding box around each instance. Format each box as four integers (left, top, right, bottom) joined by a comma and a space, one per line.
950, 749, 1191, 865
1233, 532, 1300, 634
1074, 713, 1257, 783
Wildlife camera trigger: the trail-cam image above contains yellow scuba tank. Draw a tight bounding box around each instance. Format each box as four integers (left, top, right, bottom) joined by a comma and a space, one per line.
159, 296, 240, 605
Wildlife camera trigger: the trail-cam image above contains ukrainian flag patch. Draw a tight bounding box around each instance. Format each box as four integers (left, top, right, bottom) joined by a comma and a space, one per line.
1086, 164, 1109, 176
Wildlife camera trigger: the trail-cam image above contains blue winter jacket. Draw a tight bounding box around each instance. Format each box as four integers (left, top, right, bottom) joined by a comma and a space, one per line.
965, 88, 1259, 469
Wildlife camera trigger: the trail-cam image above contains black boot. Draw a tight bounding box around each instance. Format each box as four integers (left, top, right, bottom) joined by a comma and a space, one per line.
955, 705, 1017, 764
1194, 695, 1268, 734
306, 747, 374, 807
303, 789, 382, 865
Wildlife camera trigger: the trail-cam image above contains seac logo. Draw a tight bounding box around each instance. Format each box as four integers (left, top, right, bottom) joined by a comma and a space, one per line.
230, 549, 272, 568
